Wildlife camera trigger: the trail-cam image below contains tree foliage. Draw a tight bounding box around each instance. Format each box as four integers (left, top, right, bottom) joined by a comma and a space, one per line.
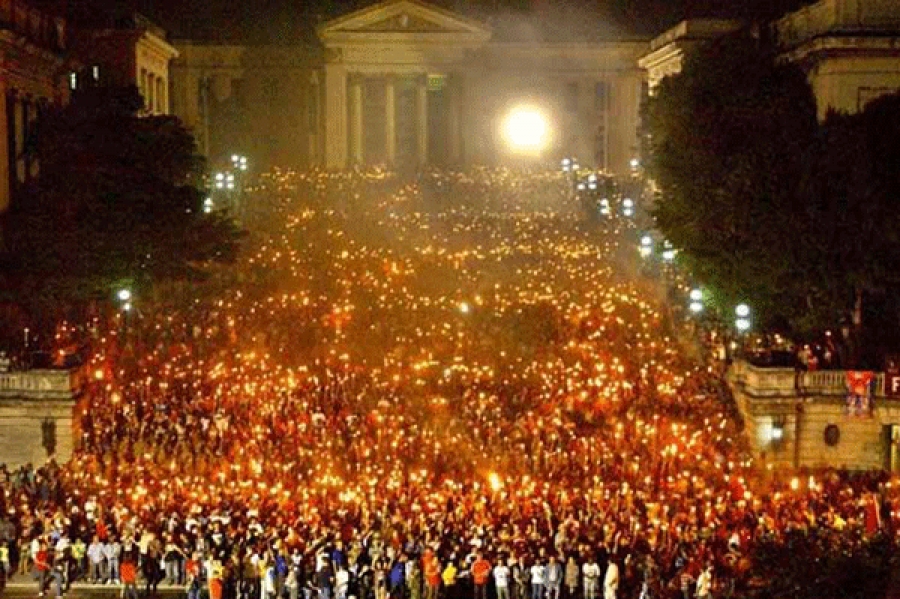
750, 531, 894, 599
647, 33, 900, 358
0, 86, 243, 326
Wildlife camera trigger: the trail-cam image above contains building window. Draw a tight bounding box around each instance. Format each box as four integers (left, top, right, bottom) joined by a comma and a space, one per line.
595, 81, 609, 112
263, 77, 280, 100
231, 79, 245, 106
92, 65, 100, 82
140, 69, 148, 106
565, 82, 579, 113
68, 72, 77, 91
156, 77, 165, 113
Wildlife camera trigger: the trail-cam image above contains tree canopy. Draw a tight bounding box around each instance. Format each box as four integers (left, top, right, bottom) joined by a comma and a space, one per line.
0, 86, 242, 330
646, 32, 900, 363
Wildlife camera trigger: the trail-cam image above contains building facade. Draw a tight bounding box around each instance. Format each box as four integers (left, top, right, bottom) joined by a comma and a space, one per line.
0, 0, 69, 214
638, 19, 741, 95
775, 0, 900, 119
70, 14, 179, 115
641, 0, 900, 119
170, 0, 647, 173
729, 360, 900, 472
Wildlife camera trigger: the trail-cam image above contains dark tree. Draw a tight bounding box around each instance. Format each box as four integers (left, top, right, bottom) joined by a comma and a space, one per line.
647, 30, 900, 364
647, 33, 819, 327
0, 86, 242, 333
800, 93, 900, 364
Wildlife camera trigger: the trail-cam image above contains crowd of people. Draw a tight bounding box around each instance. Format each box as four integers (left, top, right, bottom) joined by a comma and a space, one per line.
0, 168, 896, 599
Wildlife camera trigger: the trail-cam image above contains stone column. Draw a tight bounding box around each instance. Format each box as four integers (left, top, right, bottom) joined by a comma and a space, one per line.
385, 76, 396, 166
447, 74, 462, 165
324, 62, 348, 169
349, 76, 364, 165
416, 76, 428, 167
0, 81, 10, 214
14, 96, 25, 185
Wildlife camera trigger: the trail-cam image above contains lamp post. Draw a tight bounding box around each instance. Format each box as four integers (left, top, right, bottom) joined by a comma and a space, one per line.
639, 235, 653, 258
735, 303, 751, 332
689, 288, 704, 314
661, 241, 676, 263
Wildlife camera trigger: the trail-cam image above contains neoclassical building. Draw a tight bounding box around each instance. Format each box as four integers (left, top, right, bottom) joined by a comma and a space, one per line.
170, 0, 647, 173
641, 0, 900, 121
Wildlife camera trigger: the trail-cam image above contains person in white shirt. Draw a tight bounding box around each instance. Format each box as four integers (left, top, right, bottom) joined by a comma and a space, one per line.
603, 559, 618, 599
335, 564, 350, 599
87, 536, 105, 583
695, 565, 713, 599
530, 561, 546, 599
104, 537, 122, 584
494, 561, 511, 599
582, 558, 600, 599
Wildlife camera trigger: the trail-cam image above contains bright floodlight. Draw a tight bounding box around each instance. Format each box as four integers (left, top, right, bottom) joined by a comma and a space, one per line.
736, 317, 751, 332
735, 304, 750, 318
117, 289, 132, 302
459, 302, 471, 314
689, 301, 704, 313
689, 288, 703, 302
640, 235, 652, 247
503, 106, 549, 152
623, 198, 634, 208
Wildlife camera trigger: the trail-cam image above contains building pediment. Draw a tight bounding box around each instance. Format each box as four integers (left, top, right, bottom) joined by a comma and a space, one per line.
318, 0, 491, 44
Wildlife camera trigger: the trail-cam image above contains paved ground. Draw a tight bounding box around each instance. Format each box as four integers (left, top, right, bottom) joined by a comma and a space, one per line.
2, 579, 182, 598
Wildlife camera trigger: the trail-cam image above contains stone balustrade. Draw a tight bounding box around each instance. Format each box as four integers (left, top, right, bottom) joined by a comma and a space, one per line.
728, 359, 900, 471
0, 368, 83, 401
729, 360, 884, 398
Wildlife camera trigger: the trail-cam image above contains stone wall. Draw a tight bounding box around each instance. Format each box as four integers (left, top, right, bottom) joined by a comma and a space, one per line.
0, 369, 82, 469
729, 361, 900, 471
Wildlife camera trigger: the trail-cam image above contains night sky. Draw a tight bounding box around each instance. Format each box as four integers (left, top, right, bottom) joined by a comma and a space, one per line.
72, 0, 814, 42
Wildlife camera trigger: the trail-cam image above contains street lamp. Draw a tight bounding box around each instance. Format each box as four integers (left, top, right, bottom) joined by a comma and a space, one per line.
232, 154, 248, 172
622, 198, 635, 218
639, 235, 653, 258
599, 198, 611, 217
735, 303, 751, 332
661, 241, 676, 262
689, 288, 703, 314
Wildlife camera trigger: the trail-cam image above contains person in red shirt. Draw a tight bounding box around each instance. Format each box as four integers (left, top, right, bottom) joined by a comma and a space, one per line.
121, 560, 139, 599
470, 553, 491, 599
34, 541, 50, 598
423, 554, 441, 599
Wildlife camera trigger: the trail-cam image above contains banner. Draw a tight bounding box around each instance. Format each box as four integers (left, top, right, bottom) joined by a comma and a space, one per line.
846, 371, 875, 417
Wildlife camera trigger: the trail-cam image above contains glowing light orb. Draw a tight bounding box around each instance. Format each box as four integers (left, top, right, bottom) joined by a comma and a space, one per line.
502, 107, 549, 153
